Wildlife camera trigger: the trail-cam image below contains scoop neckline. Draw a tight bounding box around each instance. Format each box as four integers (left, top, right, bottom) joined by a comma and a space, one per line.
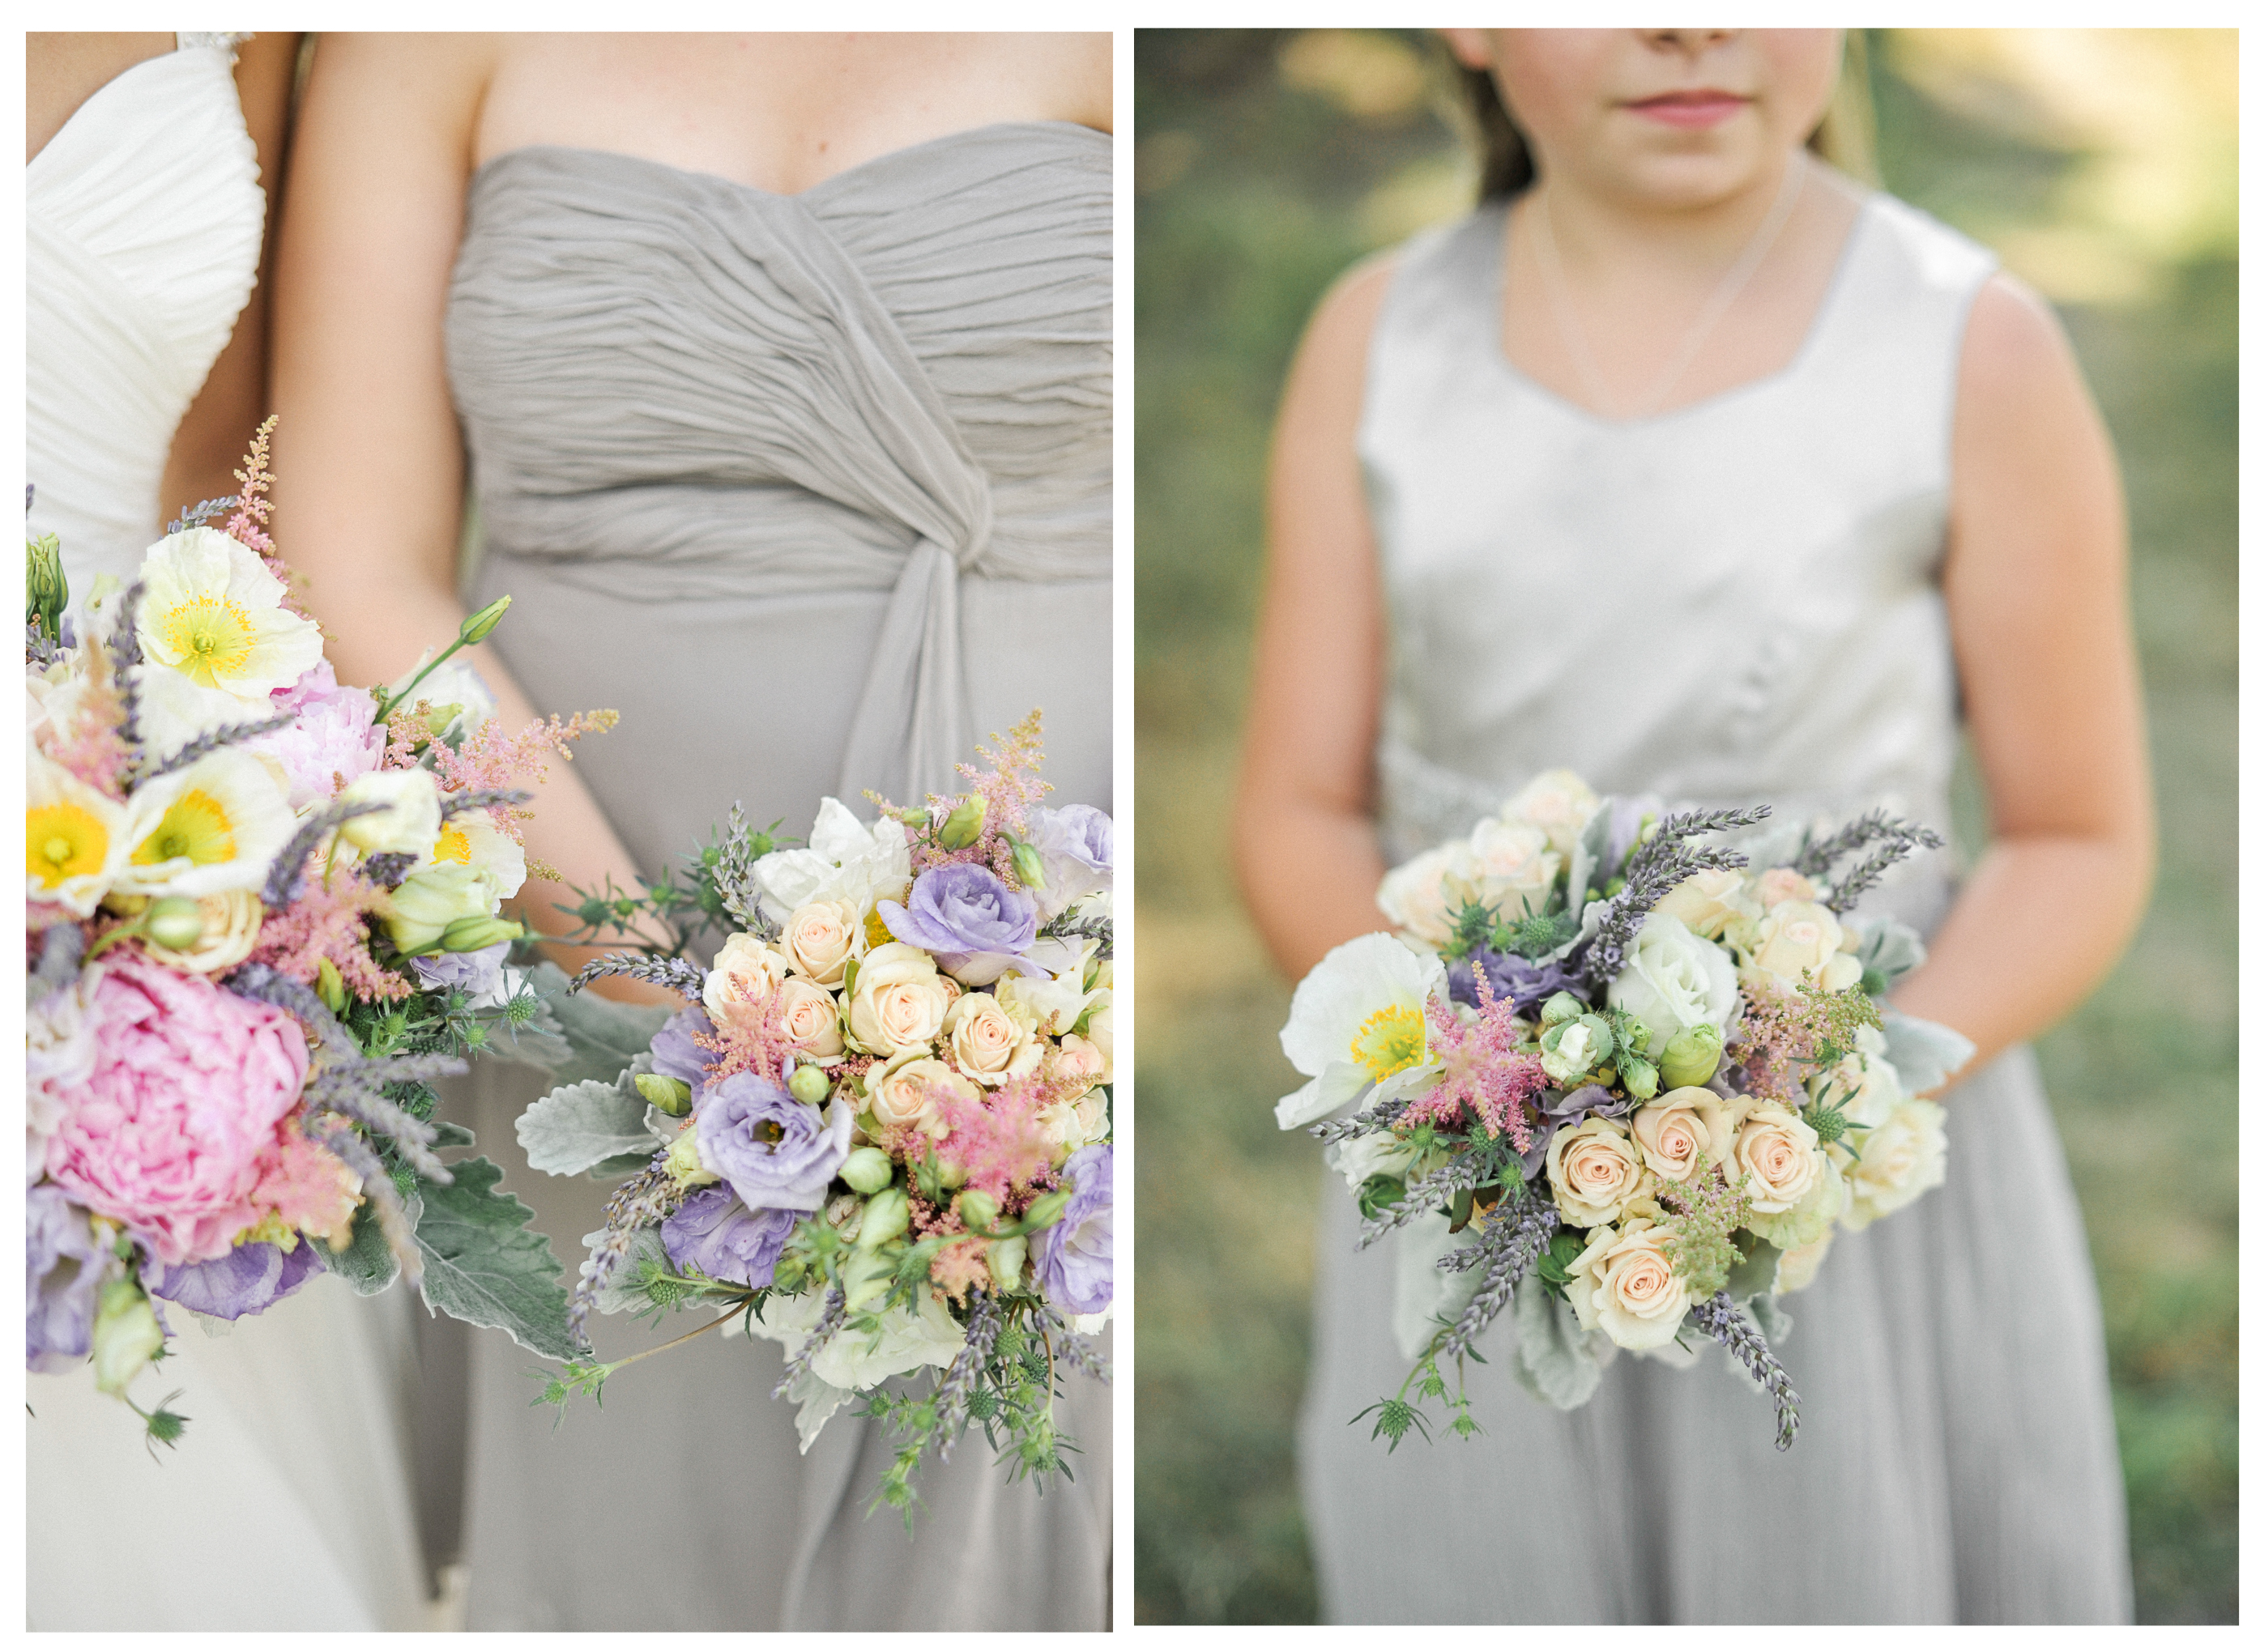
472, 119, 1109, 204
1483, 189, 1878, 432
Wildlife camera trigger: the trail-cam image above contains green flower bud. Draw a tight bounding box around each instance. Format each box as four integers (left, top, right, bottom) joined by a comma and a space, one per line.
663, 1131, 717, 1187
842, 1247, 894, 1313
1658, 1022, 1725, 1091
439, 913, 523, 954
1539, 1014, 1611, 1084
787, 1064, 831, 1107
841, 1146, 894, 1195
385, 865, 491, 954
987, 1234, 1027, 1292
92, 1279, 164, 1396
1615, 1014, 1652, 1058
957, 1190, 1000, 1233
896, 807, 931, 828
1021, 1189, 1071, 1233
937, 794, 987, 850
1618, 1054, 1659, 1101
143, 896, 205, 952
635, 1072, 693, 1117
459, 594, 512, 645
1540, 991, 1586, 1028
316, 956, 349, 1015
1009, 838, 1047, 889
26, 531, 68, 641
857, 1187, 910, 1250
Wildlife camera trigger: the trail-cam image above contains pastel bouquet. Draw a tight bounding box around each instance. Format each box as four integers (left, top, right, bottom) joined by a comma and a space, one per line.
518, 712, 1112, 1518
1278, 770, 1974, 1450
26, 422, 608, 1445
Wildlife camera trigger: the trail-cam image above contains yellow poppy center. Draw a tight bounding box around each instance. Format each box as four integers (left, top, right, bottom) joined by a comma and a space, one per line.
132, 788, 237, 868
160, 594, 258, 688
1350, 1002, 1426, 1084
864, 907, 895, 950
28, 803, 109, 888
431, 824, 473, 865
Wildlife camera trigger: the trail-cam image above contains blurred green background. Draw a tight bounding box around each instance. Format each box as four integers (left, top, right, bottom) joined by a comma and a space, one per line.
1132, 29, 2237, 1625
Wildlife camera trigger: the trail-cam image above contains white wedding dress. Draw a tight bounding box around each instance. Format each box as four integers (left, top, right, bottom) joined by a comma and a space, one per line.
24, 35, 433, 1631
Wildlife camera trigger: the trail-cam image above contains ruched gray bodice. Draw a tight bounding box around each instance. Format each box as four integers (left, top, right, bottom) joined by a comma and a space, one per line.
1299, 191, 2130, 1624
435, 125, 1110, 1631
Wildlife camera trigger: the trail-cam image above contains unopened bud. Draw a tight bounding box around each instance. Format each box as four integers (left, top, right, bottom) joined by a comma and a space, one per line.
92, 1279, 164, 1396
1021, 1190, 1071, 1233
787, 1065, 831, 1107
842, 1248, 893, 1313
636, 1072, 693, 1117
316, 956, 349, 1015
459, 594, 512, 646
856, 1187, 910, 1250
841, 1146, 893, 1194
1540, 991, 1585, 1028
957, 1190, 1000, 1232
987, 1234, 1027, 1292
439, 914, 522, 953
1658, 1023, 1724, 1091
1009, 838, 1047, 889
937, 794, 987, 850
26, 532, 68, 640
143, 896, 205, 952
663, 1131, 716, 1186
1618, 1054, 1659, 1101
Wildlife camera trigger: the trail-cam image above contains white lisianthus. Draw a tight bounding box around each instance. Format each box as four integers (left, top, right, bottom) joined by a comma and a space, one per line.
386, 863, 497, 953
751, 1284, 966, 1393
1606, 913, 1738, 1051
1276, 933, 1445, 1129
997, 956, 1091, 1037
28, 755, 130, 915
134, 526, 323, 705
752, 798, 913, 923
1376, 844, 1474, 946
336, 769, 445, 860
387, 656, 497, 739
418, 808, 526, 905
1328, 1126, 1426, 1195
117, 749, 295, 897
1499, 769, 1601, 855
1837, 1099, 1948, 1231
1565, 1217, 1691, 1352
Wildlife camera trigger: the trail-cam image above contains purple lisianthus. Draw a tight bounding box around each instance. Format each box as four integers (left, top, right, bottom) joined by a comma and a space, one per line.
28, 1185, 110, 1373
1520, 1083, 1635, 1177
412, 940, 510, 1002
660, 1187, 799, 1288
1447, 945, 1579, 1017
695, 1072, 850, 1214
650, 1006, 717, 1096
245, 659, 386, 811
1034, 1143, 1112, 1317
878, 863, 1043, 986
1026, 804, 1113, 919
144, 1240, 324, 1322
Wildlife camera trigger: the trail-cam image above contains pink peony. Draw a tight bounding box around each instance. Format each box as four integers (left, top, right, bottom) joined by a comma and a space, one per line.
244, 658, 386, 810
43, 958, 311, 1264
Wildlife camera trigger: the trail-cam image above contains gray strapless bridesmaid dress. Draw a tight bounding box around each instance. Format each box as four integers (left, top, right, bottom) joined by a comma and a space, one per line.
433, 123, 1111, 1630
1298, 191, 2131, 1624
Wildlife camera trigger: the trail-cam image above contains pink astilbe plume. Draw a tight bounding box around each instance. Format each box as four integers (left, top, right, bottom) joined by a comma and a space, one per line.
223, 416, 311, 618
696, 991, 795, 1087
932, 1071, 1068, 1199
417, 709, 620, 845
927, 1233, 992, 1305
248, 862, 411, 1002
901, 709, 1053, 883
1397, 975, 1544, 1152
1729, 977, 1878, 1105
32, 642, 133, 798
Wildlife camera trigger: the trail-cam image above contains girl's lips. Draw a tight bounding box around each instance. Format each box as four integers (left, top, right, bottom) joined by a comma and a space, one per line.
1625, 91, 1749, 130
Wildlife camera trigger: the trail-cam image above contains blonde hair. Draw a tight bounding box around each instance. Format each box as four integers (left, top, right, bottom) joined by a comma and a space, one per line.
1456, 29, 1880, 202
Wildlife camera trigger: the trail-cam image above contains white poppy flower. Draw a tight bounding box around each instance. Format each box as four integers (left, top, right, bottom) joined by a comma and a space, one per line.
117, 747, 296, 897
134, 526, 323, 705
28, 754, 130, 915
1276, 932, 1447, 1129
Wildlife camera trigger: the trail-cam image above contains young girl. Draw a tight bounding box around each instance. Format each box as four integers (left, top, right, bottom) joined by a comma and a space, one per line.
1233, 30, 2145, 1623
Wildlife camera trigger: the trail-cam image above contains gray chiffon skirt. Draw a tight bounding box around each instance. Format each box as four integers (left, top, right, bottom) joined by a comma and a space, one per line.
1299, 1044, 2130, 1624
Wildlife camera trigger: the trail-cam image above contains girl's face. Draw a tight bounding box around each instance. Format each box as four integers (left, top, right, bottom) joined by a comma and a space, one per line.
1443, 29, 1841, 209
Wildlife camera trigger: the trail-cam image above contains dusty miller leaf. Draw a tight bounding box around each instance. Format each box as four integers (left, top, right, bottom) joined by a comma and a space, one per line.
312, 1187, 423, 1296
517, 1077, 663, 1177
412, 1156, 575, 1360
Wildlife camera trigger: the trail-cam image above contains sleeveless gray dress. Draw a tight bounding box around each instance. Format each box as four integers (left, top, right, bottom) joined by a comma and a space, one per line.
1299, 193, 2132, 1624
436, 123, 1111, 1630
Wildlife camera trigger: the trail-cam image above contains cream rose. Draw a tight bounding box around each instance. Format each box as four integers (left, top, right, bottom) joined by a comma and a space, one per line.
846, 942, 952, 1058
137, 888, 265, 975
944, 992, 1038, 1088
1812, 1030, 1904, 1129
1628, 1086, 1736, 1182
1056, 1031, 1111, 1090
774, 976, 846, 1062
1499, 769, 1601, 856
1776, 1228, 1833, 1294
1653, 866, 1760, 943
1744, 898, 1849, 989
703, 933, 791, 1021
1838, 1099, 1947, 1231
864, 1052, 979, 1136
1565, 1217, 1690, 1352
1465, 817, 1559, 913
1545, 1117, 1652, 1228
1037, 1087, 1110, 1156
782, 899, 865, 988
1730, 1101, 1827, 1214
1754, 866, 1819, 908
1376, 844, 1473, 946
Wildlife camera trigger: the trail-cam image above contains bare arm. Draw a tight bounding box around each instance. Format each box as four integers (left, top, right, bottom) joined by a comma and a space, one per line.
269, 33, 667, 1002
1230, 258, 1398, 980
159, 32, 302, 522
1889, 275, 2155, 1077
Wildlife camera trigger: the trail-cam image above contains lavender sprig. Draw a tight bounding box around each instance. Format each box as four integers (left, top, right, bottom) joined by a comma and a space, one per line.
933, 1291, 1004, 1463
713, 803, 769, 935
108, 580, 147, 762
26, 619, 64, 667
1825, 824, 1945, 913
1688, 1289, 1801, 1450
309, 1119, 424, 1285
134, 708, 296, 785
1308, 1089, 1420, 1148
570, 1160, 680, 1349
1355, 1153, 1485, 1250
1435, 1191, 1559, 1364
440, 786, 535, 821
570, 952, 709, 1000
162, 496, 239, 536
1036, 1303, 1115, 1382
772, 1284, 849, 1400
260, 798, 393, 909
30, 922, 86, 1007
1576, 803, 1772, 986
